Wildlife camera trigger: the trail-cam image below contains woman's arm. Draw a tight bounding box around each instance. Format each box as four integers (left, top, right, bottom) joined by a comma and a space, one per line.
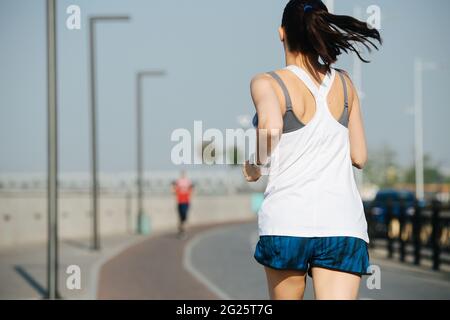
243, 74, 284, 182
347, 76, 368, 170
250, 74, 284, 164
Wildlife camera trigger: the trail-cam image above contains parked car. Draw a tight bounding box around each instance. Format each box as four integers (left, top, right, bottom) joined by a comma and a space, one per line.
370, 189, 426, 224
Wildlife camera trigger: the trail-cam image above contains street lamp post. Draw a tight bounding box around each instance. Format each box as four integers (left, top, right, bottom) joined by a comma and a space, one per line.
414, 58, 436, 202
89, 15, 130, 250
136, 70, 166, 234
414, 59, 425, 202
46, 0, 59, 300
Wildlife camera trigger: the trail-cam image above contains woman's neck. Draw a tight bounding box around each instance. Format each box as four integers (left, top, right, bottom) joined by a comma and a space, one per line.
285, 52, 327, 83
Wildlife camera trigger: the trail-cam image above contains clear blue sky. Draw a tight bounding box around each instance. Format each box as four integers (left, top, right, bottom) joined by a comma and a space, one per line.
0, 0, 449, 174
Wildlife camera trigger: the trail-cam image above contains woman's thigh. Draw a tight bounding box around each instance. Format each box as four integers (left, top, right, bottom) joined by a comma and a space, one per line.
311, 267, 361, 300
264, 267, 307, 300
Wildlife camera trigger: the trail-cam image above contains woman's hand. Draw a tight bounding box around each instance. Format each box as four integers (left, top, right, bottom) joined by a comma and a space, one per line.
243, 161, 262, 182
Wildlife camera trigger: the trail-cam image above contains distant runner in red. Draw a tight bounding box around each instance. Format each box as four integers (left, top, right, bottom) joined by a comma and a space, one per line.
172, 171, 194, 237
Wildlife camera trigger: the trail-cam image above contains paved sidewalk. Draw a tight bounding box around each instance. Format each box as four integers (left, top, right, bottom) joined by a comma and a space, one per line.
97, 225, 225, 300
0, 234, 145, 300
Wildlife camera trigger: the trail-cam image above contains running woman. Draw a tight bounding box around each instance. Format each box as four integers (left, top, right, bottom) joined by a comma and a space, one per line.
172, 171, 194, 237
243, 0, 381, 300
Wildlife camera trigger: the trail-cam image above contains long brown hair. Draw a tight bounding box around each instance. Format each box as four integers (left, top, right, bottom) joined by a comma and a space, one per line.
282, 0, 382, 72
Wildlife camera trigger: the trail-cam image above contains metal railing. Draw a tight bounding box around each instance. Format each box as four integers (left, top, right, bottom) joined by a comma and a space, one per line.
366, 199, 450, 271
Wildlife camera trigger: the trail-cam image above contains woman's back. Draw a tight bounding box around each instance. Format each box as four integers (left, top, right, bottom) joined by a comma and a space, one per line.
257, 65, 369, 243
269, 66, 353, 128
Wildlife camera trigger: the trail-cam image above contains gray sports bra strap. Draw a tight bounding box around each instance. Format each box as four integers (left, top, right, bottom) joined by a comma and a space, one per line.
337, 71, 349, 109
267, 71, 293, 110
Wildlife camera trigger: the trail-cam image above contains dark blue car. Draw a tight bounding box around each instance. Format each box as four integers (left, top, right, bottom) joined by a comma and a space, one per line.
370, 189, 425, 224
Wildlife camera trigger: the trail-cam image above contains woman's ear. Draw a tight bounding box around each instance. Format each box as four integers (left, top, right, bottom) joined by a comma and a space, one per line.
278, 27, 285, 43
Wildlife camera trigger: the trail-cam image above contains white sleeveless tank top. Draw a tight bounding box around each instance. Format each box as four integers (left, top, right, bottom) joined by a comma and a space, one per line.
257, 65, 369, 243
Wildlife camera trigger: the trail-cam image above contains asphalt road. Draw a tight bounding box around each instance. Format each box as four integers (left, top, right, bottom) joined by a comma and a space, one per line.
186, 222, 450, 300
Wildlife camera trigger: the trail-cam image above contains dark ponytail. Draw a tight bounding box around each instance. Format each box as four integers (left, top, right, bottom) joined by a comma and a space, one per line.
282, 0, 382, 72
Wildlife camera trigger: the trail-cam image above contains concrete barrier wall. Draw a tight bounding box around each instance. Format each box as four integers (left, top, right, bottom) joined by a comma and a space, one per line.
0, 191, 255, 249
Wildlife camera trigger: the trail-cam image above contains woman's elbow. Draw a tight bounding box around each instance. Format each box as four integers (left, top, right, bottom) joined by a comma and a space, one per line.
352, 154, 368, 170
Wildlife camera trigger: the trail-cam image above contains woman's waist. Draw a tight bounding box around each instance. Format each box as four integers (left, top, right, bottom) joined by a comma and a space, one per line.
260, 191, 365, 221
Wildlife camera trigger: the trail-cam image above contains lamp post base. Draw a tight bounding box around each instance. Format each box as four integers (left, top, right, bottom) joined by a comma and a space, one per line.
137, 212, 150, 235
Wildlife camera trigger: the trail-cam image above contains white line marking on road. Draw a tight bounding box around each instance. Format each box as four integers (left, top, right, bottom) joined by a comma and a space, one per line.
183, 230, 232, 300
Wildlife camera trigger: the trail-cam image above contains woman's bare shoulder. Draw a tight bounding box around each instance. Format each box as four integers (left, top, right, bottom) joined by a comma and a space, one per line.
335, 68, 358, 103
250, 73, 276, 93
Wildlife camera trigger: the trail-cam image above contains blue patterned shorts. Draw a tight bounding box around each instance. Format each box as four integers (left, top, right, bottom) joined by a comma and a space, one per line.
254, 236, 371, 277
